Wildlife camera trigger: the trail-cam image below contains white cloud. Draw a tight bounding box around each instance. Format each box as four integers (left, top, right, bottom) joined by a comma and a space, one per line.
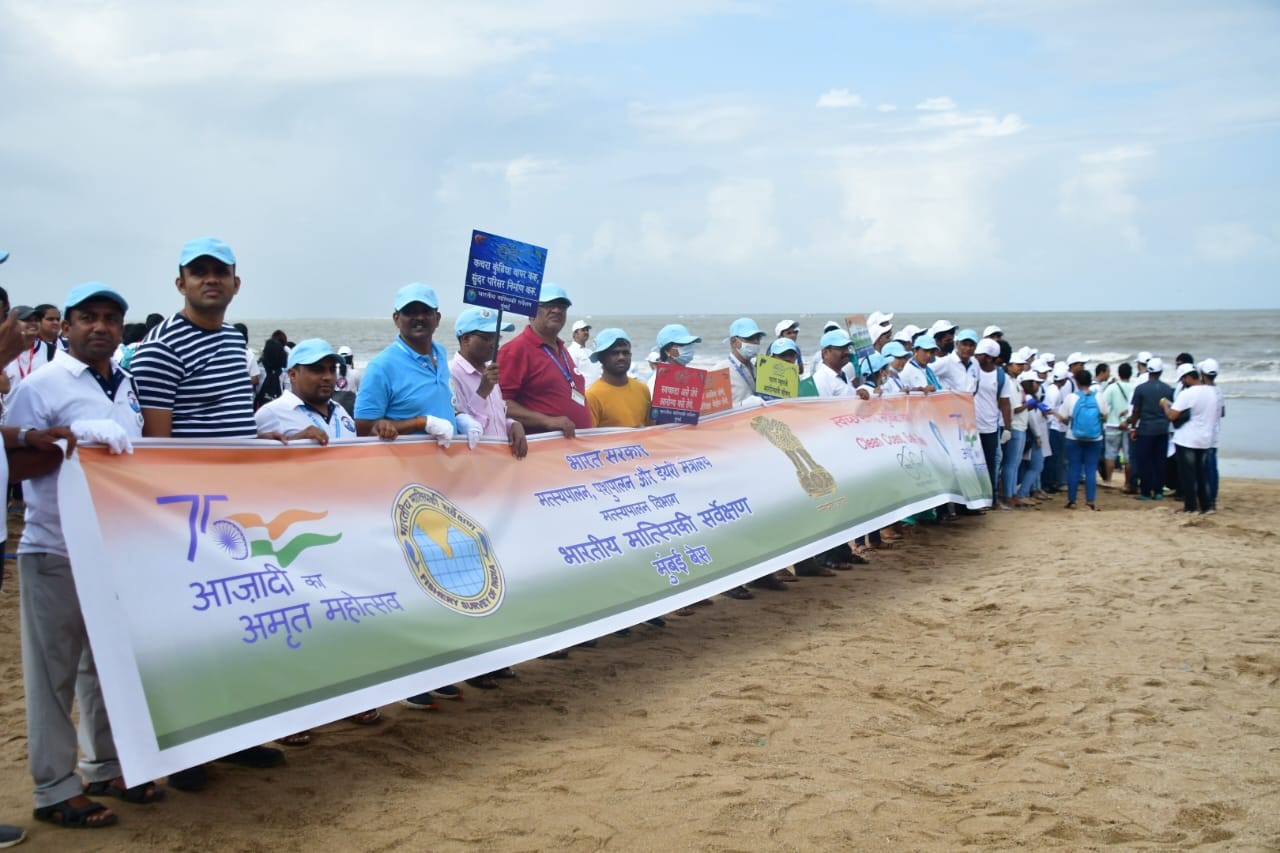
916, 110, 1026, 138
629, 101, 761, 145
503, 156, 561, 188
1194, 223, 1272, 263
876, 104, 898, 112
1060, 145, 1154, 250
1080, 145, 1152, 165
916, 96, 957, 111
6, 0, 739, 84
816, 88, 863, 108
691, 179, 778, 263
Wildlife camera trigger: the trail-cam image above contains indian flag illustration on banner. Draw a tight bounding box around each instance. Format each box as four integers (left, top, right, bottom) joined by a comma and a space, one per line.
214, 509, 343, 567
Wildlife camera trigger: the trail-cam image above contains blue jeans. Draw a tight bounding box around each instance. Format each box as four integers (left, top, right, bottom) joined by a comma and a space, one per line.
1066, 438, 1103, 504
1045, 430, 1066, 491
1018, 443, 1044, 498
1000, 429, 1026, 500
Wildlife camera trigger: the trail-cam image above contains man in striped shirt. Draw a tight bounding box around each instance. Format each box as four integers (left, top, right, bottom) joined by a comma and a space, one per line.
131, 237, 257, 438
130, 236, 285, 790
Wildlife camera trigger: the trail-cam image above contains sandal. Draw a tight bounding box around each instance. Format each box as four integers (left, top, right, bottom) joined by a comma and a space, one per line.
85, 778, 164, 804
346, 709, 382, 725
466, 675, 501, 690
491, 667, 518, 679
1088, 503, 1100, 512
797, 565, 837, 577
1064, 501, 1077, 509
33, 797, 117, 829
724, 586, 754, 600
275, 731, 313, 747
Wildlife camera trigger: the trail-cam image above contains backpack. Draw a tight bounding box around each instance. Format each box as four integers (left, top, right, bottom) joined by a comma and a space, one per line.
254, 369, 283, 410
1071, 392, 1103, 440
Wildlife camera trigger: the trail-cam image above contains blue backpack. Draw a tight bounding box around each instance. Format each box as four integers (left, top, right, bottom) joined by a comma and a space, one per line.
1071, 392, 1103, 440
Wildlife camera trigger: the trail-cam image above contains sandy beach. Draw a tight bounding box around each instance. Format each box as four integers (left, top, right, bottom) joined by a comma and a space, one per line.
1, 479, 1277, 851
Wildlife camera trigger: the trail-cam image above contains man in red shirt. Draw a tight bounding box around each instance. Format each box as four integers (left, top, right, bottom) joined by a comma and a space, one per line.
498, 284, 593, 436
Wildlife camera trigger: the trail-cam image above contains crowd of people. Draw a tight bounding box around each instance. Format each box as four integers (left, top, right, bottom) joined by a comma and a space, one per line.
0, 239, 1224, 841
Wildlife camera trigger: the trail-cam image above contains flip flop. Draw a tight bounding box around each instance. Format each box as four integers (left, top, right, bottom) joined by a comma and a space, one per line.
724, 586, 754, 600
346, 709, 382, 725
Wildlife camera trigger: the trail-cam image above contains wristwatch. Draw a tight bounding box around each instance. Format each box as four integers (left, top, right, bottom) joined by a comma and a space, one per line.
16, 428, 30, 447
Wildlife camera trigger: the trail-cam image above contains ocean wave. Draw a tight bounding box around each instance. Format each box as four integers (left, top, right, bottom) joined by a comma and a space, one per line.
1077, 352, 1135, 364
1222, 391, 1280, 401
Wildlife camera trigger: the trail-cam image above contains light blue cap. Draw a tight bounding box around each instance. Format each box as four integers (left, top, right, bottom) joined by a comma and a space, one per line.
768, 338, 800, 357
913, 333, 939, 350
589, 328, 631, 362
287, 338, 339, 369
64, 282, 128, 316
882, 341, 910, 358
538, 282, 572, 305
394, 282, 439, 311
820, 329, 853, 350
455, 306, 515, 336
723, 317, 764, 343
861, 352, 889, 374
656, 323, 701, 351
955, 328, 979, 344
179, 236, 235, 267
0, 249, 9, 264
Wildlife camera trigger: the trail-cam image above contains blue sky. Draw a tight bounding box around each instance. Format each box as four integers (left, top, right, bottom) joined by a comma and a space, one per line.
1, 0, 1277, 317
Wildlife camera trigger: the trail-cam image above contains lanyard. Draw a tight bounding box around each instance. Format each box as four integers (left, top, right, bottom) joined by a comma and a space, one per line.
540, 344, 575, 387
731, 357, 754, 388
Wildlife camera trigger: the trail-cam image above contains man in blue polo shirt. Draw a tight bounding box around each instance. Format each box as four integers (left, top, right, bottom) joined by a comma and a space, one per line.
354, 283, 474, 445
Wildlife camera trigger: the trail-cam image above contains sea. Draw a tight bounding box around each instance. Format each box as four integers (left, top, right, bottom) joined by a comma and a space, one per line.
238, 309, 1280, 480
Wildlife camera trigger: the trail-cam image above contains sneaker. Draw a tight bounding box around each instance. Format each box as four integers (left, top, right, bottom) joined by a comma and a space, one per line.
435, 685, 463, 700
1153, 493, 1164, 501
1201, 509, 1217, 515
0, 825, 25, 849
645, 616, 667, 628
400, 692, 440, 710
217, 745, 284, 769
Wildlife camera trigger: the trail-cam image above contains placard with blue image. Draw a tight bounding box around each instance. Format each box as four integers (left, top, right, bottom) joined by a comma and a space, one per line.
463, 230, 548, 315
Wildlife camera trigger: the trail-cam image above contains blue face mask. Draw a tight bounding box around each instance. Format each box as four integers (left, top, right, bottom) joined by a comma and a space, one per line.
673, 348, 695, 366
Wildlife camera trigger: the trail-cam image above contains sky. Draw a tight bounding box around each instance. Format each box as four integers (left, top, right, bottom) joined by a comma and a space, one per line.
1, 0, 1277, 318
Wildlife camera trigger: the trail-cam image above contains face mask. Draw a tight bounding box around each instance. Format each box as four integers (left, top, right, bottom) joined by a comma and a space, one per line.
674, 348, 695, 366
738, 342, 760, 359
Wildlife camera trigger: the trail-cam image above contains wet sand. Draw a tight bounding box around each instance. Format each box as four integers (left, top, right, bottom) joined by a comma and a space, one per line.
2, 479, 1278, 850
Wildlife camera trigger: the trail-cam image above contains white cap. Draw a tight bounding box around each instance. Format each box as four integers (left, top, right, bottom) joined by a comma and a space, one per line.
976, 338, 1000, 357
1014, 346, 1033, 362
1176, 363, 1198, 380
1137, 350, 1152, 364
1066, 351, 1085, 365
1197, 358, 1219, 375
1052, 363, 1070, 381
983, 324, 1002, 338
822, 320, 842, 333
774, 319, 798, 336
868, 310, 894, 329
571, 320, 591, 332
928, 319, 957, 337
1008, 351, 1028, 366
1042, 352, 1056, 363
1146, 357, 1165, 373
337, 345, 353, 356
646, 350, 660, 363
894, 324, 922, 343
1030, 359, 1050, 374
1019, 371, 1041, 384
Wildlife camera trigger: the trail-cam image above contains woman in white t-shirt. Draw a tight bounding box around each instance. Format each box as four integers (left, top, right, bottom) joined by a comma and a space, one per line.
1055, 368, 1109, 510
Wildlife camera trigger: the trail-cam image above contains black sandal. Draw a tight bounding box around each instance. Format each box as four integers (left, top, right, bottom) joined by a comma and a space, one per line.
33, 798, 117, 828
723, 586, 754, 600
85, 778, 164, 804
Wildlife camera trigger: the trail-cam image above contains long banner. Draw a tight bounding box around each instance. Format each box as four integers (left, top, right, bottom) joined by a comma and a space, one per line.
60, 392, 991, 782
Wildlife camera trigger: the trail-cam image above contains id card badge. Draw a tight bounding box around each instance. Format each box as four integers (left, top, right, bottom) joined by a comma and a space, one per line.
571, 389, 586, 406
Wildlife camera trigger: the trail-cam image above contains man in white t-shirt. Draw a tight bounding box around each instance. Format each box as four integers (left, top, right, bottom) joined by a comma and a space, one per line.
1163, 363, 1221, 515
932, 328, 979, 393
974, 338, 1012, 505
1197, 358, 1224, 509
566, 320, 600, 384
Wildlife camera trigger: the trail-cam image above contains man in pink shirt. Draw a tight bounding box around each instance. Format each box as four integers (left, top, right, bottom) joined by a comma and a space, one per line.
449, 307, 527, 458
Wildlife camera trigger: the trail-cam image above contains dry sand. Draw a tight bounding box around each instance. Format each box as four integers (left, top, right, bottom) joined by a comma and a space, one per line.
1, 480, 1278, 851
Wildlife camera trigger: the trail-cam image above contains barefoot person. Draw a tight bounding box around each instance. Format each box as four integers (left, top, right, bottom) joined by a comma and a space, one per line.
7, 283, 162, 830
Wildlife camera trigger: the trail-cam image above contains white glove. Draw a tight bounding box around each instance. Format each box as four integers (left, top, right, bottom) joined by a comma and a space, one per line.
455, 413, 483, 450
423, 415, 454, 448
70, 419, 134, 455
999, 429, 1010, 445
